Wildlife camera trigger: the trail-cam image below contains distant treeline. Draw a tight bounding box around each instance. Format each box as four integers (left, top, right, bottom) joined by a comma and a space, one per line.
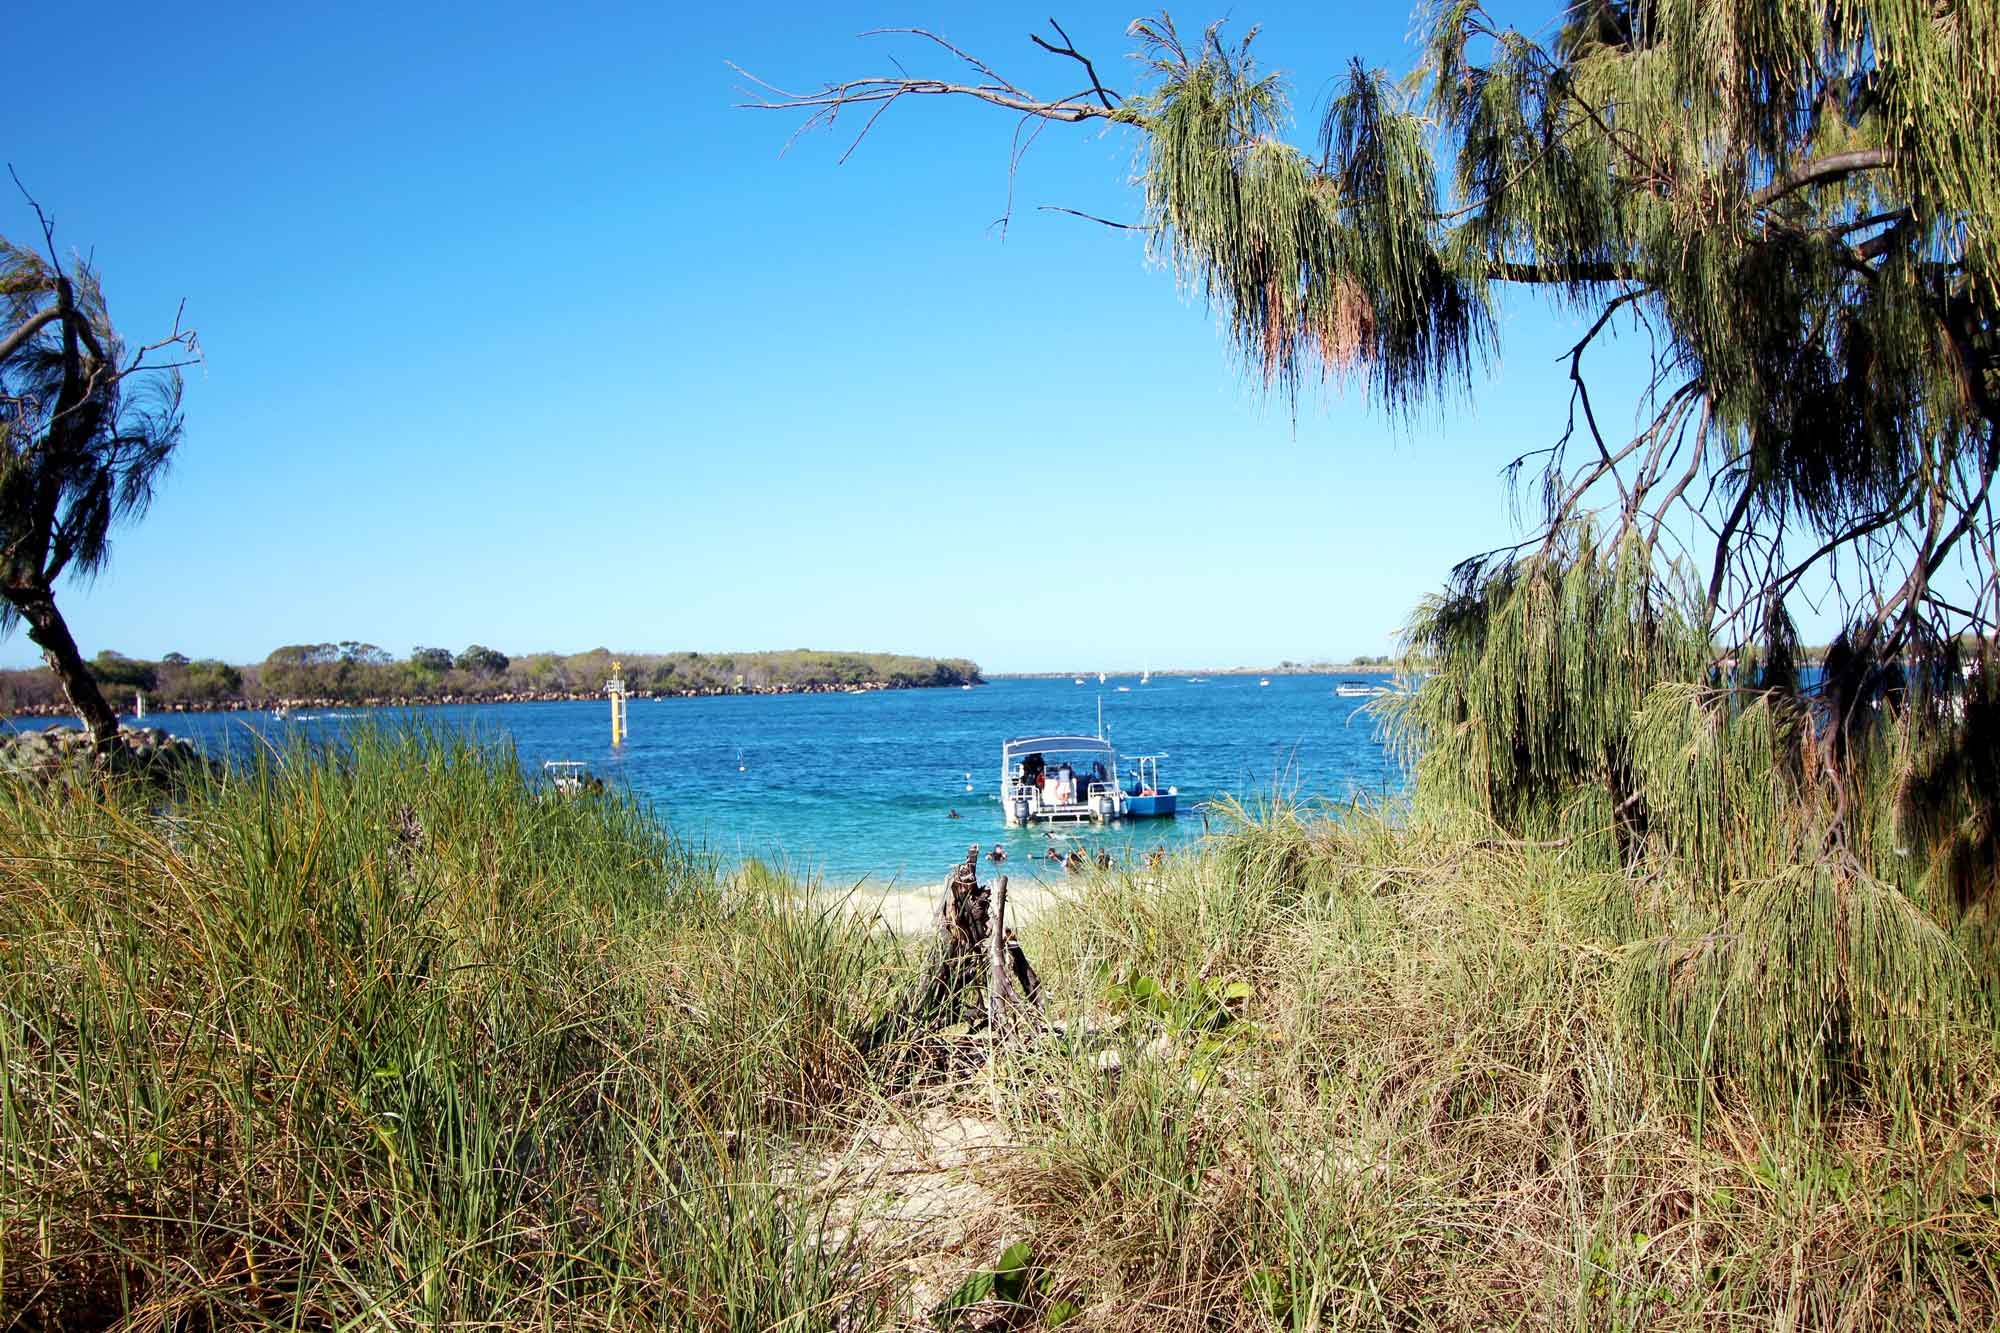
0, 644, 983, 714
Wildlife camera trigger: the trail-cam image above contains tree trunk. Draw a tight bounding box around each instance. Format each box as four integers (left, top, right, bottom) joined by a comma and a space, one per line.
8, 583, 120, 751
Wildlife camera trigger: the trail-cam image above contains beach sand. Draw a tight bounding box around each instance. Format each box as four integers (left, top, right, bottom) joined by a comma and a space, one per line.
831, 874, 1067, 936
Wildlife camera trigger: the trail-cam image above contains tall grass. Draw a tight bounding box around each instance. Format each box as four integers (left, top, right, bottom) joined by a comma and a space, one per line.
981, 803, 2000, 1330
5, 727, 1995, 1329
0, 726, 897, 1330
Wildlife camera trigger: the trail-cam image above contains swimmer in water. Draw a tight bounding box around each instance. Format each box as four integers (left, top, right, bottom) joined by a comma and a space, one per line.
947, 809, 962, 819
987, 846, 1007, 863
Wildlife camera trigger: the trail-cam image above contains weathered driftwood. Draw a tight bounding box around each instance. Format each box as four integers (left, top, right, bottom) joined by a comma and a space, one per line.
859, 846, 1042, 1059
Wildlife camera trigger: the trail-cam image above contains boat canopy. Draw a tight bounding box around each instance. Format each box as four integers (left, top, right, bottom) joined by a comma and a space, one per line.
1003, 735, 1115, 764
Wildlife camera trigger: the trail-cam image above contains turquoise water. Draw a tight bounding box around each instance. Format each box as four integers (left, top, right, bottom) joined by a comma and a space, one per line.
14, 673, 1403, 884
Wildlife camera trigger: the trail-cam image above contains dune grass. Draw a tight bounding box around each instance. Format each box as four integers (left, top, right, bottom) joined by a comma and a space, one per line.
0, 727, 899, 1330
2, 729, 1996, 1329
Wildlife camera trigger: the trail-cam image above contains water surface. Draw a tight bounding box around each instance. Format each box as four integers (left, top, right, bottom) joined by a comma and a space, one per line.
16, 673, 1404, 883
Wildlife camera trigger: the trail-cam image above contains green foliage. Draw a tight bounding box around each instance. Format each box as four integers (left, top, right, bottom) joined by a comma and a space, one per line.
454, 642, 510, 676
0, 726, 897, 1329
1382, 526, 1708, 840
409, 645, 454, 673
933, 1241, 1079, 1328
87, 649, 156, 691
1625, 862, 1988, 1121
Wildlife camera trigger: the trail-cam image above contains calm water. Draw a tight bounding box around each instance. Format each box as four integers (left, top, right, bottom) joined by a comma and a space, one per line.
13, 674, 1405, 884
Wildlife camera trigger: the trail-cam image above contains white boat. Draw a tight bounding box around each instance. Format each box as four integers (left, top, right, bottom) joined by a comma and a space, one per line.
1259, 678, 1271, 687
1334, 680, 1390, 698
1141, 667, 1151, 685
542, 760, 603, 797
1002, 734, 1125, 825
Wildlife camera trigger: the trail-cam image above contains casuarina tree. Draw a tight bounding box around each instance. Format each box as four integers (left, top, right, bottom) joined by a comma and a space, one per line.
753, 6, 2000, 1096
750, 0, 1998, 876
0, 219, 198, 750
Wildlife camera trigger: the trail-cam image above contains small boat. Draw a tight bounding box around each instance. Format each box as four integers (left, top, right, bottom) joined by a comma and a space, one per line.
542, 760, 603, 798
1259, 678, 1271, 687
1141, 667, 1151, 685
961, 684, 973, 690
1122, 753, 1178, 818
1074, 677, 1085, 685
1002, 734, 1125, 826
1116, 685, 1132, 692
1334, 680, 1390, 698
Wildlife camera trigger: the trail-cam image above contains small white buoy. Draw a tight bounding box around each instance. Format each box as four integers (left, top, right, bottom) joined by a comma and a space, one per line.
964, 771, 973, 792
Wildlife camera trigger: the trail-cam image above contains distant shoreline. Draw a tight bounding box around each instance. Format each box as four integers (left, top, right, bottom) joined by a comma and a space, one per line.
2, 678, 978, 722
991, 662, 1396, 680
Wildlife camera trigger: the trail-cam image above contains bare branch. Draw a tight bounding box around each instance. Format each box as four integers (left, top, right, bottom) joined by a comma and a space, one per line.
1029, 18, 1122, 109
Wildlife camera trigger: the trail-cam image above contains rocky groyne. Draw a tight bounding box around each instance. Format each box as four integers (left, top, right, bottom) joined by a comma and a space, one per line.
0, 725, 221, 787
0, 678, 962, 720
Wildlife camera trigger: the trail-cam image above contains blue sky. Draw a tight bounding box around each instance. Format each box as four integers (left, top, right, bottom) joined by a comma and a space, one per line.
7, 0, 1654, 674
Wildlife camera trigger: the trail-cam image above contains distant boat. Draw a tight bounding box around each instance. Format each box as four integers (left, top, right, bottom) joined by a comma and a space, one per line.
133, 691, 146, 720
1141, 667, 1151, 685
1097, 671, 1106, 684
1259, 678, 1271, 687
961, 684, 973, 690
1116, 685, 1132, 692
1334, 680, 1390, 698
1074, 677, 1085, 685
542, 760, 602, 798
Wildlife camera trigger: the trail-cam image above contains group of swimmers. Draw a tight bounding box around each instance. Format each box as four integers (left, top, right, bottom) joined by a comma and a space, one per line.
977, 840, 1170, 872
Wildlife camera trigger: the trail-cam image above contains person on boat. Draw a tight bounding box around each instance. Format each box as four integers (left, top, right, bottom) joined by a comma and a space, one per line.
1021, 752, 1046, 789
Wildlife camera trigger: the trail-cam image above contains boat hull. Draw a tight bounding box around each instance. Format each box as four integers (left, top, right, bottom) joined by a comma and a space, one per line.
1123, 793, 1177, 818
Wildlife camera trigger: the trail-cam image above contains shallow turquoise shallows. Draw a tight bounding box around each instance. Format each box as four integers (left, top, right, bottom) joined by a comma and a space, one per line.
18, 673, 1403, 885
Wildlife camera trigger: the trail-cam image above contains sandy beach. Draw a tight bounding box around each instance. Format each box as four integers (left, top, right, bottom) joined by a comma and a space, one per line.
829, 873, 1068, 936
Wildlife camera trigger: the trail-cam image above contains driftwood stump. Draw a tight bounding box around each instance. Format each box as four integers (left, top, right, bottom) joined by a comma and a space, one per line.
859, 846, 1042, 1059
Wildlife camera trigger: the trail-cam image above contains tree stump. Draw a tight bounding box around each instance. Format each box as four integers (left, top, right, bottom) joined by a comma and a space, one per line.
859, 846, 1042, 1060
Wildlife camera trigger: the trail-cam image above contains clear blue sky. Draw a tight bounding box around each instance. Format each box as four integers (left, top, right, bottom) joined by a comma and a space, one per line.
8, 0, 1654, 674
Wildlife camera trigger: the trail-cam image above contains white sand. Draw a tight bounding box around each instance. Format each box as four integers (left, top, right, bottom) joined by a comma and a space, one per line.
831, 874, 1067, 936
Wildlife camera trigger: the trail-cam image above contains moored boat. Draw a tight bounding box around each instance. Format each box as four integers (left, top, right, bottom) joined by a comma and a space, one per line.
1121, 753, 1177, 818
1334, 680, 1390, 698
1002, 734, 1124, 826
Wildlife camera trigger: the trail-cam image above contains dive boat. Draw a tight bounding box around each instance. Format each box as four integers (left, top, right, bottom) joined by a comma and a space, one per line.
1002, 734, 1125, 826
1121, 753, 1178, 818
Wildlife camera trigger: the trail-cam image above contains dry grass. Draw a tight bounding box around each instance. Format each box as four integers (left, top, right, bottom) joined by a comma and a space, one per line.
2, 734, 1994, 1329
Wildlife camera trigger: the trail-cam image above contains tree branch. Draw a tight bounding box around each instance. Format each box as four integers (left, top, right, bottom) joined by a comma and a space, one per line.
1751, 148, 1897, 207
1029, 19, 1121, 109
